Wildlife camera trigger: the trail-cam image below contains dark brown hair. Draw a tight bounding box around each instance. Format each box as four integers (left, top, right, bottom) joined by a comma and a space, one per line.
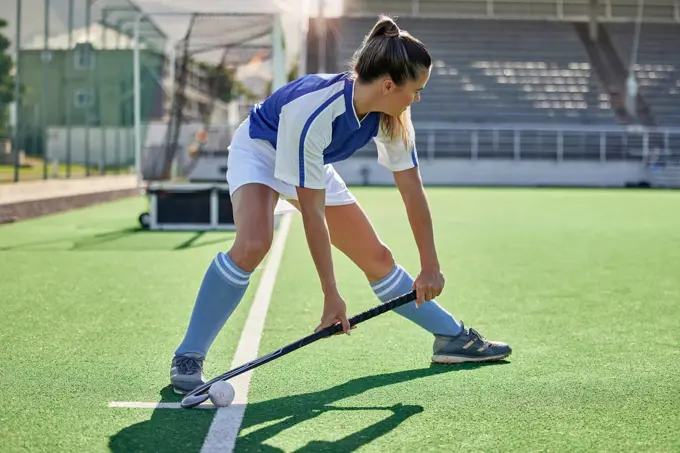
350, 15, 431, 148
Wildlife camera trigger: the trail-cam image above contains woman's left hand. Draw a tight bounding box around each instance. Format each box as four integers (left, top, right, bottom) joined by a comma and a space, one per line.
412, 267, 445, 307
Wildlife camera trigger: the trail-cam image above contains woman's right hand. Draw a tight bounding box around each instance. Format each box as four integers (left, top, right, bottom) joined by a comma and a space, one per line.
314, 291, 353, 335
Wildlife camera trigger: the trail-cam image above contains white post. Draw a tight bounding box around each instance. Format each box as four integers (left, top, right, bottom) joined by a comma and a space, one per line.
471, 130, 478, 160
42, 0, 50, 180
589, 0, 599, 41
13, 0, 22, 182
133, 14, 142, 190
298, 16, 308, 76
317, 0, 325, 73
557, 130, 564, 161
271, 13, 286, 91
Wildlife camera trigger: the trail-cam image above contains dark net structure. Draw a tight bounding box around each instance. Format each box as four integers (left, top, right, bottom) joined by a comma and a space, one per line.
137, 12, 277, 181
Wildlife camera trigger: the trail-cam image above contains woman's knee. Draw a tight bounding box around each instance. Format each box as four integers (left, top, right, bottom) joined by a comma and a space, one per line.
364, 243, 396, 281
228, 183, 278, 271
230, 234, 272, 271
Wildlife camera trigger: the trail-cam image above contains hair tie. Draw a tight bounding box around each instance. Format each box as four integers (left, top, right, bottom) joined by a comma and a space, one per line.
384, 26, 400, 38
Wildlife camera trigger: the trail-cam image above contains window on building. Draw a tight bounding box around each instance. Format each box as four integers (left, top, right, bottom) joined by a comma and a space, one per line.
74, 42, 95, 70
74, 88, 95, 108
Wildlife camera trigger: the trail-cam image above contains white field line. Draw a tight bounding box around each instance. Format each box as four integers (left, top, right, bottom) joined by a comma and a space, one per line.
108, 401, 232, 409
108, 213, 293, 453
200, 212, 292, 452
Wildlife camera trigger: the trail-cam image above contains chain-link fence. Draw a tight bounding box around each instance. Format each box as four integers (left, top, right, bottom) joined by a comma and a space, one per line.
1, 0, 295, 184
138, 11, 279, 182
0, 0, 160, 182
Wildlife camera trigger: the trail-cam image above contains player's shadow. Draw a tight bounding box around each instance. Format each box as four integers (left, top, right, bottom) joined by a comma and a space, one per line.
108, 361, 508, 453
0, 228, 235, 252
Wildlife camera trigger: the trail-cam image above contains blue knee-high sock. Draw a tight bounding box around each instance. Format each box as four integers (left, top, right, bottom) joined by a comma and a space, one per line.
370, 264, 463, 336
175, 252, 252, 358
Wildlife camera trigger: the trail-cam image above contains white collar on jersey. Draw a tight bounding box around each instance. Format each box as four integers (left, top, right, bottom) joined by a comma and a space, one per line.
347, 77, 364, 127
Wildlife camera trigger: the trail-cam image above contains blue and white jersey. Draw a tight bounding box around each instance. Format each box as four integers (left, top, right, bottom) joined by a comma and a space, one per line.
248, 72, 419, 189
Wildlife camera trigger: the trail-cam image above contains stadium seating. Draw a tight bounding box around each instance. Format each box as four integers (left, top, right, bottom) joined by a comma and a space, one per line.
334, 18, 617, 125
606, 22, 680, 126
313, 16, 680, 162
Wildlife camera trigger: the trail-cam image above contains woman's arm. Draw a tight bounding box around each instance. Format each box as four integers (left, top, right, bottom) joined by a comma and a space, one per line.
271, 104, 350, 333
295, 187, 337, 294
393, 167, 444, 306
296, 186, 351, 334
393, 167, 440, 271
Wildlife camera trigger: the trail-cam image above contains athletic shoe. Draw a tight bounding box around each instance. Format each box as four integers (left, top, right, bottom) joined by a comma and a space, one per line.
432, 322, 512, 363
170, 353, 205, 394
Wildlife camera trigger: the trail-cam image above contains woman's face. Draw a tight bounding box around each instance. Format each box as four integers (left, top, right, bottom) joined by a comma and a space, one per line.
381, 68, 431, 116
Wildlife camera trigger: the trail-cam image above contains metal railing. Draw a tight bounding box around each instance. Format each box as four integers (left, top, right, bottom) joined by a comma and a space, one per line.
375, 122, 680, 162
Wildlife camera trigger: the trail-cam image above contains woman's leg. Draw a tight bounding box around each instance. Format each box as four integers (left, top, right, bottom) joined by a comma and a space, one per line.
171, 183, 279, 393
288, 198, 511, 363
286, 199, 463, 337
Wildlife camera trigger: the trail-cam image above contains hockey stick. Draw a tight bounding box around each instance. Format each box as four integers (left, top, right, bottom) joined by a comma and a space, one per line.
181, 289, 418, 408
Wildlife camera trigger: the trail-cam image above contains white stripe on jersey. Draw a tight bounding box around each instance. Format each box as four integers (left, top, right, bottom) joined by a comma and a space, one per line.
273, 80, 348, 189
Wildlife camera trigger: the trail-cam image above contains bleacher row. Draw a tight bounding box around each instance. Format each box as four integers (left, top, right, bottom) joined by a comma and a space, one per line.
331, 18, 680, 126
608, 22, 680, 125
342, 0, 680, 21
317, 17, 680, 160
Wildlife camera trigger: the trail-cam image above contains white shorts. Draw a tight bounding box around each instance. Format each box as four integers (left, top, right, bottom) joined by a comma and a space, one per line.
226, 118, 356, 206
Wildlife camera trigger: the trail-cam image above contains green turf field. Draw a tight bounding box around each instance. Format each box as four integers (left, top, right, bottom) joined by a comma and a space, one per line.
1, 187, 679, 452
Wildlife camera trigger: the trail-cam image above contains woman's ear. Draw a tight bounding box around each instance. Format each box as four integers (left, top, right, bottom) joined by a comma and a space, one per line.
381, 78, 395, 94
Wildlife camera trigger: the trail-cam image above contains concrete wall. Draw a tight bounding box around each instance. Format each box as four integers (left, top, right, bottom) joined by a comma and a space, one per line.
46, 126, 137, 167
333, 158, 649, 187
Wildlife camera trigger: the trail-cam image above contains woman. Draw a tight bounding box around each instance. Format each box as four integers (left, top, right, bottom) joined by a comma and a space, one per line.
170, 16, 511, 394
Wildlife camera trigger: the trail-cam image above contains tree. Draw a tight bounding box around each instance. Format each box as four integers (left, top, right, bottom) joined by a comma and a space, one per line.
263, 55, 300, 97
0, 18, 14, 138
196, 60, 236, 103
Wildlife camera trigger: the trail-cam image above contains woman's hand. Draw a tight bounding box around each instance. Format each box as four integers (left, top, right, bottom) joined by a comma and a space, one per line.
314, 291, 353, 335
412, 267, 445, 307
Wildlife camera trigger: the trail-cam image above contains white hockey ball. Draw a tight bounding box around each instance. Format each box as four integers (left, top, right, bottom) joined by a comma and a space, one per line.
208, 380, 235, 407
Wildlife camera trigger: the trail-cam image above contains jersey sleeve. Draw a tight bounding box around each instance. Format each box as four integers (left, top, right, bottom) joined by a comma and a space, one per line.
373, 120, 419, 172
273, 98, 336, 190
